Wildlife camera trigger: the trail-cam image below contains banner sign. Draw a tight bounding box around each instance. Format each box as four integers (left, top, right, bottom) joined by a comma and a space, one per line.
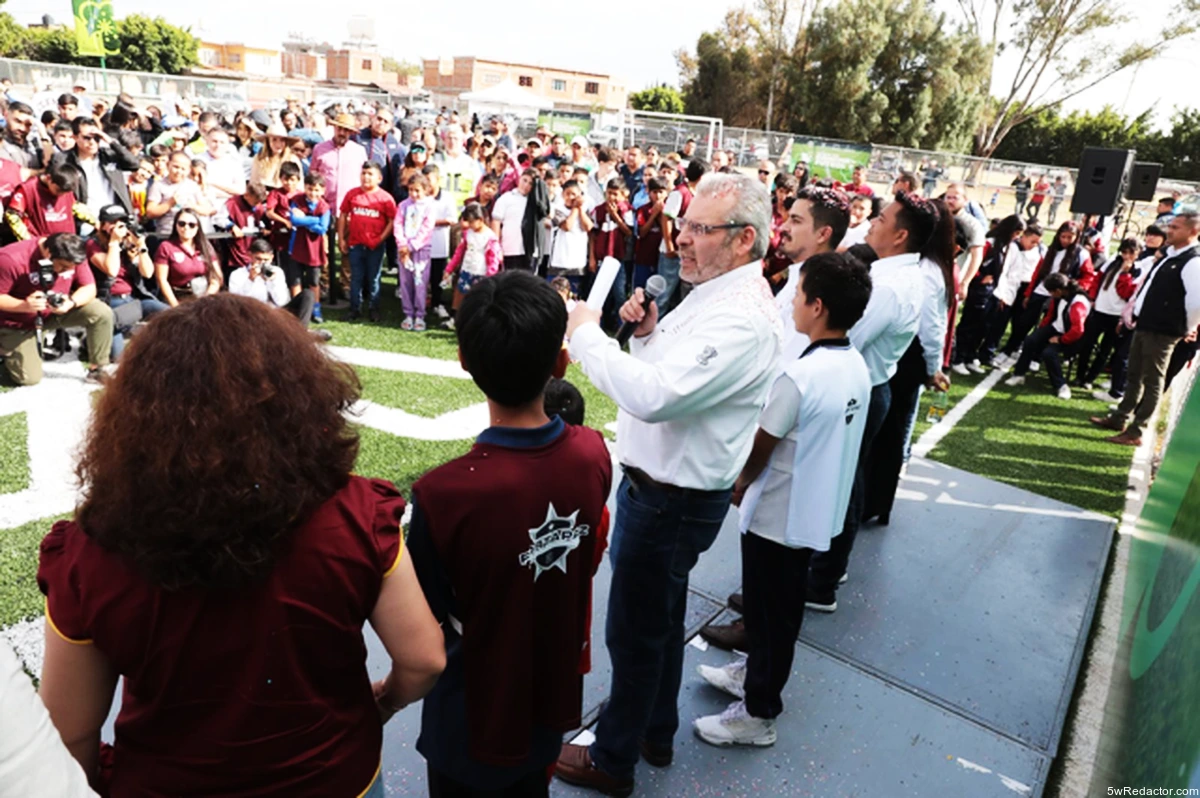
72, 0, 120, 57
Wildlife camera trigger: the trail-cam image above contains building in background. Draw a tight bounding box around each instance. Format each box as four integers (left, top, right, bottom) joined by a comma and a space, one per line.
197, 42, 282, 78
422, 56, 626, 113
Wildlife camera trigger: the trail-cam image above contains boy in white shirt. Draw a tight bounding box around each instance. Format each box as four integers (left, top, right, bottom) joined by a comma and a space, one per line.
548, 180, 593, 294
692, 251, 873, 748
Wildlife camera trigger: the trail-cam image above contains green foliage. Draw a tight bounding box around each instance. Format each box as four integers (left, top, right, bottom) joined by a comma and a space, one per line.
629, 84, 685, 115
0, 13, 196, 74
382, 57, 421, 76
680, 10, 766, 127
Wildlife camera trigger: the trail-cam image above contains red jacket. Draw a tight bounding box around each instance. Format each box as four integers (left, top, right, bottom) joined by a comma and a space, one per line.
1039, 293, 1090, 345
1024, 247, 1097, 299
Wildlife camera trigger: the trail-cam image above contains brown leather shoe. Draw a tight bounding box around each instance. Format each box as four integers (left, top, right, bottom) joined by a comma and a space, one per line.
728, 592, 744, 613
639, 738, 673, 767
1106, 432, 1142, 446
1089, 415, 1124, 431
555, 743, 634, 796
700, 618, 748, 651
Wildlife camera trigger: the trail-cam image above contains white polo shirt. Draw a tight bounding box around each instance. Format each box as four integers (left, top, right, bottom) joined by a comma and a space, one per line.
570, 260, 783, 490
738, 338, 871, 550
849, 252, 923, 386
492, 189, 528, 256
775, 261, 812, 364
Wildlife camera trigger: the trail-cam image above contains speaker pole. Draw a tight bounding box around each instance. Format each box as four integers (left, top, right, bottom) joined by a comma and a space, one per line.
1122, 200, 1137, 241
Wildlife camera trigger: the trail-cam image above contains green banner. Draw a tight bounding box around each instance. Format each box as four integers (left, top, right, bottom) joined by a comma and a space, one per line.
538, 111, 592, 139
1091, 379, 1200, 791
72, 0, 120, 57
789, 139, 872, 184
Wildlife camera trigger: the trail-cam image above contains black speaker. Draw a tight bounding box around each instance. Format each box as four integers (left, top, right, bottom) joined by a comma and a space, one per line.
1070, 147, 1134, 215
1126, 162, 1162, 202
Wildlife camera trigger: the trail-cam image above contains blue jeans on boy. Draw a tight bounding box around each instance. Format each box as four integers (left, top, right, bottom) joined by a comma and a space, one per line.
590, 470, 732, 780
349, 245, 385, 313
656, 252, 681, 315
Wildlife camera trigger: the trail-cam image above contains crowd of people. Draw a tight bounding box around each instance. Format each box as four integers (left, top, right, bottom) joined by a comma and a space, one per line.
1, 84, 1199, 798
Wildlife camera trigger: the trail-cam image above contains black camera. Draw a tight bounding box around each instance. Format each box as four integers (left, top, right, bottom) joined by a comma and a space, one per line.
262, 263, 279, 279
33, 260, 67, 309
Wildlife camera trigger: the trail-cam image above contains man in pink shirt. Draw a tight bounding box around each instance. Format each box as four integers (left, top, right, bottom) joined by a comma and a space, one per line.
311, 113, 367, 305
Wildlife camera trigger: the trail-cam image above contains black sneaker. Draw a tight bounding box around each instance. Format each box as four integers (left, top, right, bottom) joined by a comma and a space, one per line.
368, 308, 381, 323
805, 585, 837, 613
347, 310, 361, 322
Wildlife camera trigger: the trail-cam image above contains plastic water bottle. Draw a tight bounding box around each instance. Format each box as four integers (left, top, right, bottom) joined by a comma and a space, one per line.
926, 390, 950, 423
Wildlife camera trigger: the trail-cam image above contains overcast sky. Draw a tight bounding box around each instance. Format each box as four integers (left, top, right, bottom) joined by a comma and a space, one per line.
8, 0, 1197, 130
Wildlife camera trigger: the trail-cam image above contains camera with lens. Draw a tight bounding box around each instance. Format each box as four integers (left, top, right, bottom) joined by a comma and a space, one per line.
261, 263, 279, 279
33, 260, 67, 309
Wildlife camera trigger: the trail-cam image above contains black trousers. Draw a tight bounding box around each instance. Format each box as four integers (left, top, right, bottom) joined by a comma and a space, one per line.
742, 532, 812, 720
809, 380, 891, 595
427, 765, 548, 798
954, 289, 996, 365
283, 290, 314, 329
1077, 310, 1122, 385
1002, 294, 1049, 355
1166, 336, 1199, 390
430, 256, 449, 309
863, 340, 926, 524
503, 254, 532, 272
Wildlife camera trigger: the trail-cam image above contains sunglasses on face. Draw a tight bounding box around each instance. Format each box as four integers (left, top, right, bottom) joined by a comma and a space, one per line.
80, 134, 100, 143
177, 220, 199, 229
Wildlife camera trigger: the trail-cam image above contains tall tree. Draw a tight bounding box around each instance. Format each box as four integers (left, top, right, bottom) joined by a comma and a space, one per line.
109, 15, 198, 74
679, 9, 768, 127
629, 85, 685, 114
955, 0, 1200, 157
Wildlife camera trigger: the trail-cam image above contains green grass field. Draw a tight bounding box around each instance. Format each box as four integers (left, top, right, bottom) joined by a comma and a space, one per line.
0, 412, 29, 496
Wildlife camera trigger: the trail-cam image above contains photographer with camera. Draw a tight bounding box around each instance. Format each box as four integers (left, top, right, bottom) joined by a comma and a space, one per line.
228, 239, 330, 340
0, 233, 114, 386
87, 205, 168, 360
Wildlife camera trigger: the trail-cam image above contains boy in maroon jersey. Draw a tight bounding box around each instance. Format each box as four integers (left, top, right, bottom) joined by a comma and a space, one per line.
289, 172, 331, 323
408, 270, 613, 797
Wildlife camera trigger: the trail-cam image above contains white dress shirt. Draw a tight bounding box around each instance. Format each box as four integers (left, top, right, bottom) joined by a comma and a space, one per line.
849, 252, 923, 386
775, 261, 812, 363
994, 241, 1040, 306
570, 260, 783, 490
228, 266, 291, 308
917, 257, 949, 375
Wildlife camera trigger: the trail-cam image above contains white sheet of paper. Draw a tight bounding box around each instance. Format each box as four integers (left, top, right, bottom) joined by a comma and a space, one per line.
585, 256, 621, 311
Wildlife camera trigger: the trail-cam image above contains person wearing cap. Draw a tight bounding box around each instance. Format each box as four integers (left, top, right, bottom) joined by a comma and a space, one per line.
86, 204, 167, 359
489, 116, 515, 154
312, 113, 368, 304
250, 123, 302, 191
52, 116, 141, 221
570, 135, 595, 172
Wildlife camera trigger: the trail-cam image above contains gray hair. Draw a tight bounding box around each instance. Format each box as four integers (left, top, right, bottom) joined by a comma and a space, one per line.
695, 172, 772, 260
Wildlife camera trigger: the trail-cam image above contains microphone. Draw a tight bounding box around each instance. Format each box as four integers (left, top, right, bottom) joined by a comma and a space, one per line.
616, 274, 667, 346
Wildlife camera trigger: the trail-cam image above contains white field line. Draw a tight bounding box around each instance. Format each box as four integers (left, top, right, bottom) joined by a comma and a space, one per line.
911, 367, 1007, 460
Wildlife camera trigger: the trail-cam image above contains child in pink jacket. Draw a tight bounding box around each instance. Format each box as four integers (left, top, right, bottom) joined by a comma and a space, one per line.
445, 201, 502, 322
394, 173, 438, 331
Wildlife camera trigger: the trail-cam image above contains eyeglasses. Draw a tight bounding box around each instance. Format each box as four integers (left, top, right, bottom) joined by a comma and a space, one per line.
758, 170, 770, 175
176, 220, 199, 229
79, 134, 100, 143
678, 219, 749, 237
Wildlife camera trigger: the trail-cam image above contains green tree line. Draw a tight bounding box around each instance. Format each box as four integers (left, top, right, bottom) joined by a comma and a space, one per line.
0, 12, 198, 75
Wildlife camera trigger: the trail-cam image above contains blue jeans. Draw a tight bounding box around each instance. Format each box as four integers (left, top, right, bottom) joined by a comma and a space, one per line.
656, 252, 681, 316
109, 294, 169, 361
591, 471, 733, 780
349, 245, 386, 312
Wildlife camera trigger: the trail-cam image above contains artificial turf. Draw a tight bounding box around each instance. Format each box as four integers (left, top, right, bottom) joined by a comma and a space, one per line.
0, 413, 30, 495
0, 514, 69, 628
925, 373, 1132, 517
357, 368, 483, 417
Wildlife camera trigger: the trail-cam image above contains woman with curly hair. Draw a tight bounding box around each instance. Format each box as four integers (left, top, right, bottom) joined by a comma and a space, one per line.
36, 294, 445, 798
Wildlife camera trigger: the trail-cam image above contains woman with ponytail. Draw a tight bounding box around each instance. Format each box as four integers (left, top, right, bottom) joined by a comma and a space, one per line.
1075, 237, 1141, 390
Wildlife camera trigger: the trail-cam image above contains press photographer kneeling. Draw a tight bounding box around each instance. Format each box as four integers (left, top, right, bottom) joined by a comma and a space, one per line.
87, 204, 168, 360
0, 233, 115, 386
229, 238, 332, 341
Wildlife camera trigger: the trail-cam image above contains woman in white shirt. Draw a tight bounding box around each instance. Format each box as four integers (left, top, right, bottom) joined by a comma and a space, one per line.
1076, 238, 1141, 391
987, 223, 1045, 364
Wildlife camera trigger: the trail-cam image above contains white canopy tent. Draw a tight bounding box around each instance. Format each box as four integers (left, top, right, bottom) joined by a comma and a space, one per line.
458, 80, 544, 120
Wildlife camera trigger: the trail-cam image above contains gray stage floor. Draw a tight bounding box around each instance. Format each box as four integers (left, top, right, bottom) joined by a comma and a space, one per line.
368, 457, 1114, 797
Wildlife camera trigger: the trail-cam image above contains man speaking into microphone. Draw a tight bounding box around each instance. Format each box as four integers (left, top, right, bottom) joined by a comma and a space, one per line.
556, 172, 782, 796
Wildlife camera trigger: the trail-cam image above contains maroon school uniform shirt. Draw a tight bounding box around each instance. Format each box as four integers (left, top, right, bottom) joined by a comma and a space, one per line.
37, 476, 405, 798
634, 204, 664, 267
0, 238, 93, 330
9, 176, 75, 236
408, 418, 612, 786
266, 188, 301, 252
0, 157, 23, 208
153, 240, 212, 289
590, 201, 632, 262
340, 187, 396, 249
289, 195, 329, 267
224, 195, 262, 267
85, 238, 136, 297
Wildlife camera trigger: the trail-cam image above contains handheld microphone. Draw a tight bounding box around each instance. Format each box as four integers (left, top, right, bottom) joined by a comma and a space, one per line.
616, 274, 667, 346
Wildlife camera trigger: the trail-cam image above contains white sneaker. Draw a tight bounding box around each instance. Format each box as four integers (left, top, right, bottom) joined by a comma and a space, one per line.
433, 305, 450, 320
839, 571, 849, 585
950, 362, 970, 376
698, 659, 747, 699
1005, 375, 1025, 387
994, 353, 1013, 368
441, 318, 456, 331
395, 286, 402, 299
401, 317, 414, 331
1093, 389, 1120, 402
694, 701, 777, 748
1077, 382, 1093, 391
966, 359, 985, 374
1030, 361, 1041, 373
1097, 380, 1112, 391
1056, 384, 1073, 400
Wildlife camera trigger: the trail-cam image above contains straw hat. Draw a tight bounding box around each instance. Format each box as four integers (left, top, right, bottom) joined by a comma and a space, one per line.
329, 113, 358, 131
254, 122, 300, 144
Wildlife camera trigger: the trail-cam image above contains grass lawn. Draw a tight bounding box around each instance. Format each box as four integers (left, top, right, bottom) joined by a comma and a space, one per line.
0, 514, 69, 628
911, 369, 988, 443
357, 368, 483, 417
926, 373, 1132, 517
0, 413, 29, 495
